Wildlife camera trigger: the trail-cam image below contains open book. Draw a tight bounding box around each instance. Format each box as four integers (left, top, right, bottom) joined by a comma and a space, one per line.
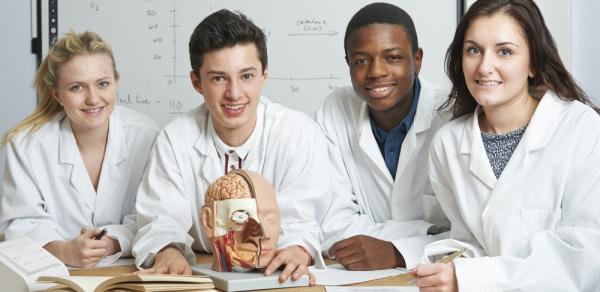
36, 274, 217, 292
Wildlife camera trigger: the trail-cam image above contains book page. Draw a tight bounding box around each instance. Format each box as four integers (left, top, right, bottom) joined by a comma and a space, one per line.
37, 276, 110, 292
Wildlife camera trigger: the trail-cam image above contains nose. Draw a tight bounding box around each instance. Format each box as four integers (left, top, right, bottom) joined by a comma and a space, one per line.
85, 87, 100, 105
367, 57, 388, 79
477, 51, 495, 76
225, 79, 242, 100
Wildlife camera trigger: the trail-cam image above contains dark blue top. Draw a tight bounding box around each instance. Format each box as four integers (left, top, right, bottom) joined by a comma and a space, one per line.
369, 78, 421, 179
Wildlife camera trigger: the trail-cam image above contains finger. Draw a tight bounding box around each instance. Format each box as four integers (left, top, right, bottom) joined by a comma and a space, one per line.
279, 261, 298, 283
331, 242, 361, 261
182, 263, 193, 275
135, 267, 157, 275
81, 247, 107, 259
415, 274, 445, 288
328, 237, 357, 255
336, 251, 364, 269
414, 264, 442, 277
308, 271, 316, 286
79, 228, 97, 238
264, 253, 286, 275
290, 263, 307, 281
82, 256, 103, 265
83, 238, 108, 249
345, 261, 368, 271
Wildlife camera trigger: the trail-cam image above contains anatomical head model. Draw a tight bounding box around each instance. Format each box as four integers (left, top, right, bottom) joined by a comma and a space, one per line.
200, 169, 280, 272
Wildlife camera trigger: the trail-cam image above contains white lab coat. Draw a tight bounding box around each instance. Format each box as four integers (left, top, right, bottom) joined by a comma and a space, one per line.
315, 79, 451, 268
426, 91, 600, 291
133, 97, 331, 268
0, 106, 158, 258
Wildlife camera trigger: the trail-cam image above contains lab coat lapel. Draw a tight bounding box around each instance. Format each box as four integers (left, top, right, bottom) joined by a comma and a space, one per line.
59, 118, 96, 212
194, 114, 222, 184
483, 92, 562, 216
394, 83, 435, 182
460, 109, 497, 189
94, 115, 127, 220
357, 102, 393, 184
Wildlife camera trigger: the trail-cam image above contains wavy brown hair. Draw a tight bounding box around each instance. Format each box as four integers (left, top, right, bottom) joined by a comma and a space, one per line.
441, 0, 598, 118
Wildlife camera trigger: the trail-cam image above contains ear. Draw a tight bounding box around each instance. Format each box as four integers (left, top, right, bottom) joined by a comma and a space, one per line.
200, 206, 214, 237
190, 70, 203, 95
114, 71, 120, 83
260, 66, 269, 87
51, 87, 62, 105
414, 48, 424, 76
344, 55, 350, 66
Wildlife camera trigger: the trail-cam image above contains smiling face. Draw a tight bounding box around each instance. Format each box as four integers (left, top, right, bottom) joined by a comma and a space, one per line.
51, 54, 118, 134
346, 23, 422, 116
190, 43, 267, 144
462, 13, 533, 110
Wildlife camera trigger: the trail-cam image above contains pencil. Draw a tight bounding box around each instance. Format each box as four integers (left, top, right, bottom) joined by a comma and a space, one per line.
436, 248, 466, 264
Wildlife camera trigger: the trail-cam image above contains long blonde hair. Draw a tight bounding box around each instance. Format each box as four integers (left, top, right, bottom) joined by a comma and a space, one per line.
1, 31, 118, 147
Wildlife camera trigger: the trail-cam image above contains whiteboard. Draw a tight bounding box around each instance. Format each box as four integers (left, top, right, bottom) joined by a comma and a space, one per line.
40, 0, 460, 126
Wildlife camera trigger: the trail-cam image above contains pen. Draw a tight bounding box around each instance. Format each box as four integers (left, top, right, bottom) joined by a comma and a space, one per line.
436, 248, 466, 264
94, 228, 107, 240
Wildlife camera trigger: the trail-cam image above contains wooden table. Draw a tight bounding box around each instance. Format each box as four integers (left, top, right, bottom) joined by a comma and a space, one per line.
70, 254, 414, 291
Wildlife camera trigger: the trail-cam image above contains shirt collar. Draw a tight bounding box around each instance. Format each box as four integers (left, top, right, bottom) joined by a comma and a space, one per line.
210, 102, 265, 160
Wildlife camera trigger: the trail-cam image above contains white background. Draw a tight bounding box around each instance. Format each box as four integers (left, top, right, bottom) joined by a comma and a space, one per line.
1, 0, 599, 181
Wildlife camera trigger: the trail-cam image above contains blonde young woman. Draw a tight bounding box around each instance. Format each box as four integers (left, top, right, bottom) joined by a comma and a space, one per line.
0, 31, 158, 268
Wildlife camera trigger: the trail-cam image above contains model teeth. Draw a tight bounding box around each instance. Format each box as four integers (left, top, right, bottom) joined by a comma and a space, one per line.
478, 80, 500, 87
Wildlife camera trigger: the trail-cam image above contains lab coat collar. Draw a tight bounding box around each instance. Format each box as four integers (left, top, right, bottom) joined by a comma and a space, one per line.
459, 108, 497, 189
94, 113, 128, 220
358, 102, 393, 183
411, 78, 437, 134
458, 90, 563, 190
523, 90, 562, 152
59, 113, 127, 214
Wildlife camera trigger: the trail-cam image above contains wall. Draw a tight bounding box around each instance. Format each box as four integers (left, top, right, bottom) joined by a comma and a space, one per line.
0, 1, 37, 183
1, 1, 599, 182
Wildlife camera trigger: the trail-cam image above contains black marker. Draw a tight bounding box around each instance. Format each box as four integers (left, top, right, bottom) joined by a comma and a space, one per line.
94, 228, 107, 240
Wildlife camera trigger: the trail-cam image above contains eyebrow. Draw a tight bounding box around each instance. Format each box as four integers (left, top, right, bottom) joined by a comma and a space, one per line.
206, 67, 258, 76
464, 40, 520, 47
350, 47, 405, 57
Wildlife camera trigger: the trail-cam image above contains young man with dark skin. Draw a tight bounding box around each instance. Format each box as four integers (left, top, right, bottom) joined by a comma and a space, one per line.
316, 2, 449, 270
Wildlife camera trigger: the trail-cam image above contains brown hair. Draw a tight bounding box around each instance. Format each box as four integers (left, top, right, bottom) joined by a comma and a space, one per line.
441, 0, 598, 118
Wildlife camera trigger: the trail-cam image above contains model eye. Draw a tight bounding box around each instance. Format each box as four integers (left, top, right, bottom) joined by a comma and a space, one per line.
231, 210, 249, 224
69, 84, 82, 91
498, 48, 512, 57
465, 46, 480, 55
98, 81, 110, 88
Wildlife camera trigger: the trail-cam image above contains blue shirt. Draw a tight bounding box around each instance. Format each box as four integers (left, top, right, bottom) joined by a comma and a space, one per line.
369, 78, 421, 179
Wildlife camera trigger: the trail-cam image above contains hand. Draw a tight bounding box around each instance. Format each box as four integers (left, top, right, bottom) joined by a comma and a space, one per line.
97, 234, 121, 256
135, 245, 192, 275
264, 245, 315, 285
44, 228, 107, 268
412, 263, 458, 292
328, 235, 405, 270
